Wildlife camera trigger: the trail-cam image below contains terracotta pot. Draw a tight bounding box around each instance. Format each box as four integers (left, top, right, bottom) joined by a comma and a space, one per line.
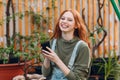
0, 63, 24, 80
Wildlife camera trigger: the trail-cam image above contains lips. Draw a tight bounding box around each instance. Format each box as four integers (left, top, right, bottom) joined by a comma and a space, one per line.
60, 23, 69, 28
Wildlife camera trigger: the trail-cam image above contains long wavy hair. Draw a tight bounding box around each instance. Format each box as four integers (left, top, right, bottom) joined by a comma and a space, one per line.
51, 9, 90, 47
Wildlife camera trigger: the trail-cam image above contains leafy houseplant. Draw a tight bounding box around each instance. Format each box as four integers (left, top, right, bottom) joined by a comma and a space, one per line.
0, 0, 51, 79
0, 30, 50, 80
0, 3, 50, 79
15, 30, 50, 79
0, 34, 26, 80
0, 34, 21, 64
90, 50, 120, 80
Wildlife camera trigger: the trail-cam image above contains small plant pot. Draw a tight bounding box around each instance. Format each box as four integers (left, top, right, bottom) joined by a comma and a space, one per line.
9, 57, 20, 64
90, 57, 116, 75
90, 57, 117, 80
90, 58, 105, 76
35, 66, 42, 74
0, 59, 3, 64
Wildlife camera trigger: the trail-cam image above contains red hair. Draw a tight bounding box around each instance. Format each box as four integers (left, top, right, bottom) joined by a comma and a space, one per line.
51, 9, 90, 47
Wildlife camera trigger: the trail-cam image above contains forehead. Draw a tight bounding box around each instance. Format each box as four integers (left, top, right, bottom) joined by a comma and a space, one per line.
62, 11, 74, 19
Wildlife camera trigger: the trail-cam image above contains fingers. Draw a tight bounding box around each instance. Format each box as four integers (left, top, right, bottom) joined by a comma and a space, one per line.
42, 49, 50, 54
42, 47, 58, 63
46, 47, 54, 53
42, 49, 52, 58
42, 49, 54, 60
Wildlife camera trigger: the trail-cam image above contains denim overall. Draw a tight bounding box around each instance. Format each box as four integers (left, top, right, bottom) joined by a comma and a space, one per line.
50, 39, 83, 80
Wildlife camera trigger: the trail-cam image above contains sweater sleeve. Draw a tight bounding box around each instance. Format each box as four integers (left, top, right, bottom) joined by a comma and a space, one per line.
66, 43, 91, 80
42, 63, 52, 77
42, 40, 53, 77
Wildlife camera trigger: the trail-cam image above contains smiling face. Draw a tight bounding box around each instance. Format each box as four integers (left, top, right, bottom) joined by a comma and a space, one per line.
52, 9, 89, 47
59, 11, 75, 34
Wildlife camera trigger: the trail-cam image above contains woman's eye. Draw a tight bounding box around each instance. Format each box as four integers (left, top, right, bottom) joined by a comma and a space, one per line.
61, 17, 65, 20
60, 17, 73, 22
68, 19, 72, 21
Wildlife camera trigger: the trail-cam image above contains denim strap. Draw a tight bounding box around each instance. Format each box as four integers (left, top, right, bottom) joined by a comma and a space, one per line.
51, 39, 57, 66
51, 39, 83, 70
51, 39, 57, 51
68, 40, 83, 70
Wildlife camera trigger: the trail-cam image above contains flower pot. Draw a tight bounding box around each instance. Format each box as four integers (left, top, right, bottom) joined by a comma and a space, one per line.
90, 58, 116, 76
35, 66, 42, 74
0, 59, 3, 64
0, 63, 24, 80
90, 58, 105, 76
9, 57, 20, 64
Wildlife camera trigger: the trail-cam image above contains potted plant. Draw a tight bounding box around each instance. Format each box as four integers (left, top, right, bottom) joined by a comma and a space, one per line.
0, 34, 26, 80
0, 30, 50, 80
0, 10, 50, 80
0, 0, 51, 79
90, 50, 120, 80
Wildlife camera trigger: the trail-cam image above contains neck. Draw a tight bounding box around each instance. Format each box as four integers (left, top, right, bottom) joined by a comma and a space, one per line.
62, 32, 74, 41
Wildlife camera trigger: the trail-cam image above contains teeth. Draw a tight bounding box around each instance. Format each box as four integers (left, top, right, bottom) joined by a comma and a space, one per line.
61, 24, 68, 28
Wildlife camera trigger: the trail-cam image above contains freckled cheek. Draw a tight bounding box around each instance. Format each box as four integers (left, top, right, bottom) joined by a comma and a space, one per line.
69, 22, 75, 27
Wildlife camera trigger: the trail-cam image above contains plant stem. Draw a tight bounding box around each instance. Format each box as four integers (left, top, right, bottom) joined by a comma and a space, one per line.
6, 0, 11, 46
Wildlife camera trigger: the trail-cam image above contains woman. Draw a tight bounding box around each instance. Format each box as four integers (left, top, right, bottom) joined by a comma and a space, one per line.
42, 9, 91, 80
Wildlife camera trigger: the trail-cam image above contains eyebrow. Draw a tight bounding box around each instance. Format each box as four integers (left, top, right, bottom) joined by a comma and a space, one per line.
61, 16, 73, 19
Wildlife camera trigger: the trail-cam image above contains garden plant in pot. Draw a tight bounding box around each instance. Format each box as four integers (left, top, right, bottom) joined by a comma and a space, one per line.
0, 34, 26, 80
90, 50, 120, 80
0, 30, 50, 80
0, 34, 22, 64
0, 0, 51, 79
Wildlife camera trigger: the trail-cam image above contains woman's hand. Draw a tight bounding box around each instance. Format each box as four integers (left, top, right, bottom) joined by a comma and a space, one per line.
42, 47, 60, 64
42, 47, 70, 76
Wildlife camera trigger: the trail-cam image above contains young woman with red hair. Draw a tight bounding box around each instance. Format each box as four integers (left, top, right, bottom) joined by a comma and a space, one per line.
42, 9, 91, 80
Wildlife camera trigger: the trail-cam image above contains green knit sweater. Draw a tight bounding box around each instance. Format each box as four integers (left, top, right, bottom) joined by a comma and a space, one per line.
42, 37, 91, 80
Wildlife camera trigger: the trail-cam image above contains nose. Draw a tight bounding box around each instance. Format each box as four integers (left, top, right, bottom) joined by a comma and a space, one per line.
62, 19, 67, 23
